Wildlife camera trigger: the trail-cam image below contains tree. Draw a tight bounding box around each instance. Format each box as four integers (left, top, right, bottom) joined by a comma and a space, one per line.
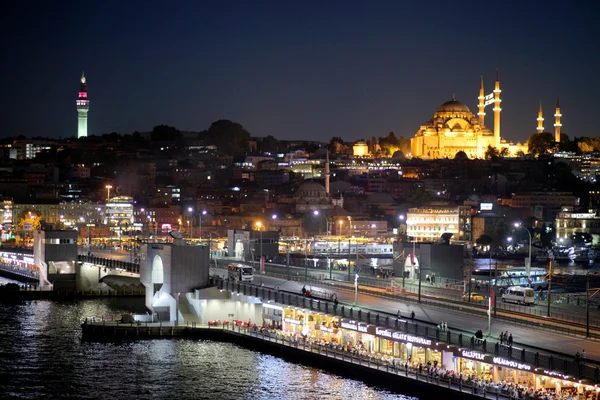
499, 147, 510, 158
475, 234, 493, 247
398, 136, 411, 154
557, 133, 574, 152
406, 188, 430, 207
328, 137, 345, 154
202, 120, 250, 155
484, 145, 500, 160
578, 141, 594, 153
526, 132, 556, 155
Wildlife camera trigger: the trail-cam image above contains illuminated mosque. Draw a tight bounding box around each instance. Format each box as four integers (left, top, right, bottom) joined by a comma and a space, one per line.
410, 72, 530, 159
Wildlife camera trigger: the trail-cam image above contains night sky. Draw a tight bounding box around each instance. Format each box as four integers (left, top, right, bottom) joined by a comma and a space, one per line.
2, 1, 598, 144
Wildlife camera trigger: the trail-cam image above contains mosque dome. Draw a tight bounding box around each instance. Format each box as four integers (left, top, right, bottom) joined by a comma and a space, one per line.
436, 100, 471, 114
295, 181, 327, 199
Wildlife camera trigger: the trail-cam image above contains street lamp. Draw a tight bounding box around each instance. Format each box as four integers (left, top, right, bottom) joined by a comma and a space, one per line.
105, 185, 112, 202
255, 222, 263, 272
514, 222, 532, 281
338, 220, 343, 237
354, 273, 359, 306
200, 209, 207, 240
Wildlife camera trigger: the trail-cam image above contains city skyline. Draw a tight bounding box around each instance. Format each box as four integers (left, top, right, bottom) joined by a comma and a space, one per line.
2, 1, 598, 143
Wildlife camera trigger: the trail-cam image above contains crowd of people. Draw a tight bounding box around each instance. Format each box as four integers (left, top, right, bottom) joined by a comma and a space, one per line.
243, 322, 592, 400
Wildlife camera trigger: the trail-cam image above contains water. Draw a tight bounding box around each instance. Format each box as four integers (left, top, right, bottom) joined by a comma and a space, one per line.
0, 297, 419, 400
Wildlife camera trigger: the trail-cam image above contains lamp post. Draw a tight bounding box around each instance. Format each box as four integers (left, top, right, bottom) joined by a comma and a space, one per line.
313, 210, 326, 236
339, 220, 343, 237
105, 185, 112, 202
256, 221, 263, 274
199, 210, 207, 240
398, 214, 406, 241
514, 222, 532, 281
354, 273, 359, 306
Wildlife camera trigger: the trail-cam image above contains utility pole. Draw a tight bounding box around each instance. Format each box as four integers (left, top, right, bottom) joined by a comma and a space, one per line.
348, 238, 351, 282
586, 273, 590, 338
418, 265, 422, 303
286, 244, 291, 281
547, 259, 553, 317
304, 239, 308, 282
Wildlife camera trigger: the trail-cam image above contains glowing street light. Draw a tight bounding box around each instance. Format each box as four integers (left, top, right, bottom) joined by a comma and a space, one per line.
514, 222, 532, 280
105, 185, 112, 202
339, 220, 343, 237
271, 214, 277, 220
256, 221, 263, 271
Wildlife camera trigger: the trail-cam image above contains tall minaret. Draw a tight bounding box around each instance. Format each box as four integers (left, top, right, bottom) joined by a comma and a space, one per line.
536, 101, 544, 134
493, 70, 502, 147
554, 97, 562, 142
76, 72, 89, 138
477, 76, 485, 126
325, 150, 330, 195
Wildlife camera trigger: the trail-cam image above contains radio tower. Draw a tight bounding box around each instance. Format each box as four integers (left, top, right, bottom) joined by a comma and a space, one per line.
76, 72, 89, 138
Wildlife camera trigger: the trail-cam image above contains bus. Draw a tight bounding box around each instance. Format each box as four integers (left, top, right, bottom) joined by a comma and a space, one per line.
501, 286, 535, 305
227, 263, 254, 282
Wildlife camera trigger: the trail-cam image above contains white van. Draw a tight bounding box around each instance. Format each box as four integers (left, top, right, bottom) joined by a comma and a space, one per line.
501, 286, 535, 305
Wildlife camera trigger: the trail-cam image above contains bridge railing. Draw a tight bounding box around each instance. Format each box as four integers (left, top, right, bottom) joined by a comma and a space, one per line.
77, 255, 140, 274
0, 246, 33, 255
211, 276, 600, 384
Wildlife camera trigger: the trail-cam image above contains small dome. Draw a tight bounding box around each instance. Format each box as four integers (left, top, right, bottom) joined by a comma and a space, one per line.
296, 181, 327, 198
436, 100, 471, 114
391, 150, 405, 161
454, 151, 468, 160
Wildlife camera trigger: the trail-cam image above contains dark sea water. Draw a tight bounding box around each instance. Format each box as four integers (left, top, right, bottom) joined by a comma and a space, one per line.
0, 291, 420, 400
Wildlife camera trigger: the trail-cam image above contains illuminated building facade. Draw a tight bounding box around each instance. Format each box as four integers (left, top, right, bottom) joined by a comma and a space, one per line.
406, 205, 472, 243
76, 72, 89, 138
410, 73, 527, 159
104, 196, 134, 232
555, 211, 600, 246
353, 141, 370, 157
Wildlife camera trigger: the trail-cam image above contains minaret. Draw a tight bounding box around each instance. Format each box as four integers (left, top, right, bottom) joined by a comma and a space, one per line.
76, 72, 89, 138
493, 70, 501, 147
325, 150, 330, 195
554, 97, 562, 142
536, 101, 544, 134
477, 76, 485, 126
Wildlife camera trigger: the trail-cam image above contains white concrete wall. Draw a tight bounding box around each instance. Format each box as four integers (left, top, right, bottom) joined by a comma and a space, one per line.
187, 296, 263, 325
75, 263, 111, 291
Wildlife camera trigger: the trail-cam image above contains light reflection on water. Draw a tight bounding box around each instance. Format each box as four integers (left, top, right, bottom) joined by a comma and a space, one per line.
0, 298, 419, 400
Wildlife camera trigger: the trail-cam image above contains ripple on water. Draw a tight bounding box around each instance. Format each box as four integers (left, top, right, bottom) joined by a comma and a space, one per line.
0, 299, 419, 400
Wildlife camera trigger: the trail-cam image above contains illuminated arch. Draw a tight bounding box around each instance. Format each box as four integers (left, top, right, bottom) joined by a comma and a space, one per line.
152, 255, 164, 294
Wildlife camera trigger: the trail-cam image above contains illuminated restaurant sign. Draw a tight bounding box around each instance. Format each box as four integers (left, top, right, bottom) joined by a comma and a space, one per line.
392, 332, 432, 346
462, 350, 486, 361
493, 357, 532, 371
374, 327, 432, 346
284, 318, 302, 325
375, 327, 392, 338
340, 321, 369, 333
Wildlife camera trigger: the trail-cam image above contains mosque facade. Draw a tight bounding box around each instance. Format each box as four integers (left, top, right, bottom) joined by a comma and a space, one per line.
410, 72, 528, 159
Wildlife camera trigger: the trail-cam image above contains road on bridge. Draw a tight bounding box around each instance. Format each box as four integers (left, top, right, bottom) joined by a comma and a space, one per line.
211, 266, 600, 364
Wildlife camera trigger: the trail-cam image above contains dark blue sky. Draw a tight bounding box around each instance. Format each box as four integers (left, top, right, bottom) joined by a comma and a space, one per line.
2, 1, 598, 144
